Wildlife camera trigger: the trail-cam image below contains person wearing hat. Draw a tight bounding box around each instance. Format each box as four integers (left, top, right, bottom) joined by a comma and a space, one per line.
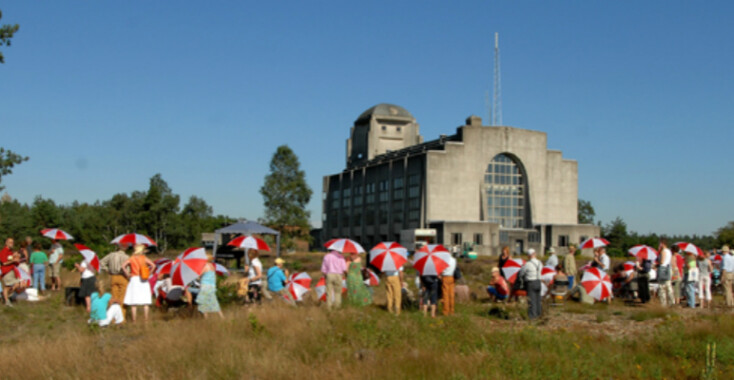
721, 245, 734, 307
520, 248, 543, 320
563, 244, 578, 289
545, 247, 558, 269
121, 244, 156, 322
267, 258, 294, 306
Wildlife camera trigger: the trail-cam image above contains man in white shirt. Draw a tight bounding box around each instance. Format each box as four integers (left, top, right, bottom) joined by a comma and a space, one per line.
545, 247, 558, 269
720, 245, 734, 307
441, 255, 457, 316
657, 240, 675, 307
521, 249, 543, 320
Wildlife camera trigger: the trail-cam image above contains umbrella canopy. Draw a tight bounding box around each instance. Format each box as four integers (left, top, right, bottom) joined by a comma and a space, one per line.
171, 247, 208, 286
540, 266, 556, 283
501, 258, 525, 283
579, 237, 610, 250
412, 244, 452, 276
363, 269, 380, 287
155, 259, 176, 276
712, 254, 723, 263
581, 267, 612, 301
285, 272, 312, 301
14, 266, 32, 287
628, 245, 658, 261
74, 244, 100, 272
622, 261, 636, 277
674, 242, 704, 257
111, 233, 157, 246
40, 228, 73, 241
214, 263, 230, 277
541, 281, 549, 297
325, 238, 365, 254
227, 235, 271, 251
315, 277, 347, 302
154, 258, 172, 267
369, 242, 408, 272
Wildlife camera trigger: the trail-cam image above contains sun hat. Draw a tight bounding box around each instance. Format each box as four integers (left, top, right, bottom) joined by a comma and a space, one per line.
722, 245, 730, 253
132, 244, 147, 255
547, 247, 556, 254
275, 258, 285, 265
527, 248, 536, 256
491, 267, 499, 273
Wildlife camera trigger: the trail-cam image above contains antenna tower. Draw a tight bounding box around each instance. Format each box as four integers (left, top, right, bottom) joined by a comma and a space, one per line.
492, 32, 502, 126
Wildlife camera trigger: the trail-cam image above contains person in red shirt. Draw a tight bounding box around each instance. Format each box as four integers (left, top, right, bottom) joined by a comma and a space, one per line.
487, 267, 509, 302
1, 238, 19, 306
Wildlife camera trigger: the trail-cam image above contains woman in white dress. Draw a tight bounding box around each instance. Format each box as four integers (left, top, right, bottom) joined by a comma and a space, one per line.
122, 244, 155, 322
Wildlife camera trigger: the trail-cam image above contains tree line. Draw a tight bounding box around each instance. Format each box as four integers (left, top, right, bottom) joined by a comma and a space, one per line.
0, 174, 234, 255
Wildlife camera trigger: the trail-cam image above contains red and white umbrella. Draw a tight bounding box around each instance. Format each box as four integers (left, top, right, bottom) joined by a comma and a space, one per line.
581, 267, 612, 301
214, 263, 230, 277
712, 254, 723, 263
171, 247, 208, 286
369, 242, 408, 272
40, 228, 73, 241
622, 261, 636, 276
285, 272, 312, 301
111, 233, 157, 246
541, 281, 549, 297
412, 244, 452, 276
154, 258, 172, 268
14, 266, 32, 287
675, 242, 704, 257
227, 235, 271, 251
325, 238, 365, 254
74, 244, 100, 272
155, 259, 177, 276
314, 277, 347, 302
540, 266, 556, 283
501, 258, 525, 283
579, 237, 610, 250
363, 269, 380, 287
579, 262, 592, 272
628, 245, 658, 261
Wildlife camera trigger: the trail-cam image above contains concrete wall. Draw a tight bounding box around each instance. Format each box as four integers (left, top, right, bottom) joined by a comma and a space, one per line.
425, 119, 578, 226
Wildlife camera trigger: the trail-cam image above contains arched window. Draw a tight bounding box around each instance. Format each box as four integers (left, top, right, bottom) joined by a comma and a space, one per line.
484, 154, 528, 228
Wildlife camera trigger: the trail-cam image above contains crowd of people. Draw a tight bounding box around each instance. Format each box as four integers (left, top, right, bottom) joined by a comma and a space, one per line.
2, 234, 733, 325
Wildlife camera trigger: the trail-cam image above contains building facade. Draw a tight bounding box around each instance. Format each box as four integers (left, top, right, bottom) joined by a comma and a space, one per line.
322, 104, 599, 255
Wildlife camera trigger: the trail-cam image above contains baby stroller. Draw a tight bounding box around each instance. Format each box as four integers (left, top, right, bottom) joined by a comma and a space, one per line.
711, 269, 723, 295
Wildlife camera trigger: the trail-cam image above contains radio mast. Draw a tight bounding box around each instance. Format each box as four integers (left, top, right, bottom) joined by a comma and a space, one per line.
492, 32, 502, 126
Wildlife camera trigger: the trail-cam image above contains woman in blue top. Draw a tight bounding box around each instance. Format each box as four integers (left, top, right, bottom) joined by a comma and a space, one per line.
89, 282, 124, 326
196, 254, 223, 319
28, 242, 48, 292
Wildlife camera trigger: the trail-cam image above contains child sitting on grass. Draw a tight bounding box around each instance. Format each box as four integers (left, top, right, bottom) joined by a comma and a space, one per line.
89, 281, 124, 327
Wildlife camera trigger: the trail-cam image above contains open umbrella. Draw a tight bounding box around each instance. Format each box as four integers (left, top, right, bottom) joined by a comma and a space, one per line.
369, 242, 408, 272
227, 235, 271, 251
325, 238, 365, 254
501, 258, 525, 283
622, 261, 636, 277
579, 237, 610, 250
581, 267, 612, 301
154, 258, 172, 268
155, 259, 176, 276
111, 233, 157, 246
675, 242, 704, 257
712, 254, 723, 263
74, 244, 100, 272
40, 228, 73, 241
540, 266, 556, 283
628, 245, 658, 261
314, 277, 347, 302
14, 266, 32, 287
285, 272, 312, 301
412, 244, 452, 276
171, 247, 208, 286
214, 263, 230, 277
363, 269, 380, 287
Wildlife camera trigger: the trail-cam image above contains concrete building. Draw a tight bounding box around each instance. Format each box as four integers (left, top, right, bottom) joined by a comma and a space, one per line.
322, 103, 599, 255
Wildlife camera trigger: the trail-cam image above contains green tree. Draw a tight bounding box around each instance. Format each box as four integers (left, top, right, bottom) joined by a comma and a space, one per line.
578, 199, 596, 224
603, 216, 629, 255
0, 10, 19, 64
716, 221, 734, 248
141, 174, 180, 253
260, 145, 312, 249
0, 148, 29, 191
180, 195, 214, 246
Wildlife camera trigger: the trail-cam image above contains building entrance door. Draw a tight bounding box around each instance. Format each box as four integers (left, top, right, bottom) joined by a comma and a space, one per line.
514, 239, 524, 255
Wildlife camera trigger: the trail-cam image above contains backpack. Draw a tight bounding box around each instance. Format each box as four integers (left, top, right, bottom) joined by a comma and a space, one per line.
138, 256, 151, 281
453, 265, 463, 280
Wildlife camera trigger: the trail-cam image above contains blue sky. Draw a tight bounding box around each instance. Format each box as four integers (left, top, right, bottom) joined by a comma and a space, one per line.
1, 1, 732, 236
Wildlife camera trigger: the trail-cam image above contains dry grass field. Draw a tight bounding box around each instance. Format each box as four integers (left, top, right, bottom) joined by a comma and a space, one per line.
1, 252, 732, 379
